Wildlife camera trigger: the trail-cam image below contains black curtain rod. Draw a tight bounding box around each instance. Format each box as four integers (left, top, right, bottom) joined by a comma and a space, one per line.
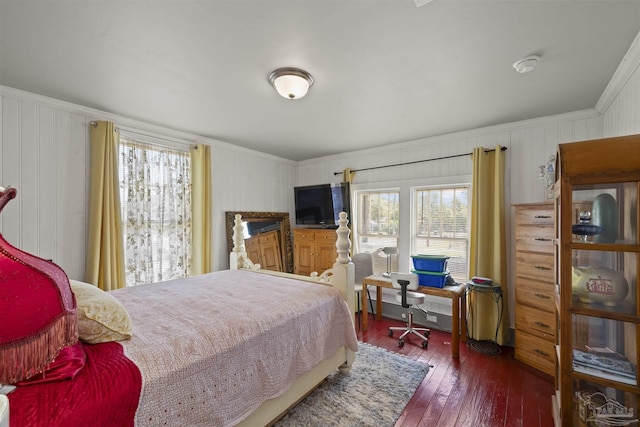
333, 146, 507, 176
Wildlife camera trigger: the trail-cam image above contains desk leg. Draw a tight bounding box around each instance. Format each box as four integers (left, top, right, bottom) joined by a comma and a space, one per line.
461, 292, 467, 343
452, 295, 460, 358
376, 287, 383, 321
361, 286, 368, 332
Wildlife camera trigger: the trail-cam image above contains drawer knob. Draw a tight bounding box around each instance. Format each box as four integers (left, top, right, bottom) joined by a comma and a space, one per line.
534, 266, 552, 271
534, 215, 552, 219
534, 292, 550, 300
533, 321, 550, 329
534, 348, 550, 357
534, 237, 552, 242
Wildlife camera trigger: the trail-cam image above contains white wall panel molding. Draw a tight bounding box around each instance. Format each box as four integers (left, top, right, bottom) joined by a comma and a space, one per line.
1, 86, 298, 275
0, 85, 296, 165
602, 54, 640, 138
298, 108, 600, 170
596, 30, 640, 115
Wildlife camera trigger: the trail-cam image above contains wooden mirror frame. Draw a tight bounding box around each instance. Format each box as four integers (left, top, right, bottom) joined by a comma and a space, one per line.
225, 211, 294, 273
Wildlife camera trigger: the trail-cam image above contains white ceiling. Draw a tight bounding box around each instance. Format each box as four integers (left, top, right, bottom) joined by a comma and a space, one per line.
1, 1, 639, 161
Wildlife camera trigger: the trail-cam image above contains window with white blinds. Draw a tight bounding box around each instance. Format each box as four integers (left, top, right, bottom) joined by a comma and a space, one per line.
356, 190, 400, 274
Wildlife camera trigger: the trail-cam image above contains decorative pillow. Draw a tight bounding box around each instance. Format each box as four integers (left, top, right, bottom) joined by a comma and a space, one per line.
16, 342, 86, 385
70, 280, 132, 344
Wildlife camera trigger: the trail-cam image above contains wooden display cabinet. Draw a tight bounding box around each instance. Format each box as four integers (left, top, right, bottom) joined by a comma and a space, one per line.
553, 134, 640, 427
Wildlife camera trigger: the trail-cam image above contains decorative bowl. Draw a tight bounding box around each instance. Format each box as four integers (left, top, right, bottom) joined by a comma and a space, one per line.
572, 266, 629, 306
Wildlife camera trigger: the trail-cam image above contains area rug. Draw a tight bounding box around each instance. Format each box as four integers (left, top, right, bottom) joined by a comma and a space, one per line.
274, 342, 430, 427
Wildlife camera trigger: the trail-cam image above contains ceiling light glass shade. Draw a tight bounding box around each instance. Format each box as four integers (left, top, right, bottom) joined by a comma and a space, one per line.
269, 68, 314, 100
512, 55, 541, 74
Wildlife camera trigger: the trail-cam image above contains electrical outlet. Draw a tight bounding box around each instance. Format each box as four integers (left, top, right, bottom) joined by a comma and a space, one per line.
427, 314, 438, 323
401, 313, 407, 319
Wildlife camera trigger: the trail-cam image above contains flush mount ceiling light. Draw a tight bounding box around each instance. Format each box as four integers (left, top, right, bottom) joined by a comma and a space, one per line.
268, 67, 314, 100
512, 55, 541, 74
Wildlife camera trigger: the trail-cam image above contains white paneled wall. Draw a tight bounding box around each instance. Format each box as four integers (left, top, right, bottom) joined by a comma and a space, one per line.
0, 96, 88, 278
602, 60, 640, 137
294, 35, 640, 330
0, 32, 638, 330
298, 111, 602, 201
0, 87, 297, 279
297, 109, 605, 328
211, 146, 296, 270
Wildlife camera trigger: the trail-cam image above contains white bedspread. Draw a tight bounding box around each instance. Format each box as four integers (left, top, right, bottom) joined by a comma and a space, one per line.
110, 269, 359, 427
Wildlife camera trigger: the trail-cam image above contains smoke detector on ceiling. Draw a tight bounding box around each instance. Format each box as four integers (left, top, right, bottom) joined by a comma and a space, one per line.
513, 55, 541, 74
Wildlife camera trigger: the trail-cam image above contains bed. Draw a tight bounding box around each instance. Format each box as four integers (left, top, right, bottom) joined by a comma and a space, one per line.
2, 192, 358, 427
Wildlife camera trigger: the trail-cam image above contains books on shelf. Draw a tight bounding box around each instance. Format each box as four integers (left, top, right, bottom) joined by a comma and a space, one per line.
585, 345, 627, 360
573, 349, 637, 385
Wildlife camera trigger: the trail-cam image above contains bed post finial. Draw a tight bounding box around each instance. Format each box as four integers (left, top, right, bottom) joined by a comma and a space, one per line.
335, 211, 351, 264
232, 214, 246, 253
230, 214, 260, 270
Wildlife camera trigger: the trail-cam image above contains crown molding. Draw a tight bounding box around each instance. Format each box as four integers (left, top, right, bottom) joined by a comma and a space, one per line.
596, 30, 640, 114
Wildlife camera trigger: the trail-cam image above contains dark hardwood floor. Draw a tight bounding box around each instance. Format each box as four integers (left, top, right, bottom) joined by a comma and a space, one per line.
355, 315, 555, 427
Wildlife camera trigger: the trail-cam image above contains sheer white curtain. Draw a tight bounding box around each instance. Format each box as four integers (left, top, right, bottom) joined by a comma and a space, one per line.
119, 138, 192, 286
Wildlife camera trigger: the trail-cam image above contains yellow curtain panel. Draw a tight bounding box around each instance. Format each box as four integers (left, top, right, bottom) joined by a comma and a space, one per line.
85, 121, 126, 291
468, 145, 509, 345
190, 144, 212, 275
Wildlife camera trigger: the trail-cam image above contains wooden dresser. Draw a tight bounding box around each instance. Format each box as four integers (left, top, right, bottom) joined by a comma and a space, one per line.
513, 202, 556, 376
245, 230, 282, 271
293, 228, 337, 277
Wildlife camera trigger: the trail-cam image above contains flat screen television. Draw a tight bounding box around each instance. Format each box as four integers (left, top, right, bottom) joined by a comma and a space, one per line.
294, 183, 351, 227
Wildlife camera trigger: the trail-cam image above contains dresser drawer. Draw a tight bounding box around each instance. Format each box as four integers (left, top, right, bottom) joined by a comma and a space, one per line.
516, 304, 556, 341
515, 277, 555, 313
314, 229, 337, 243
294, 229, 316, 241
295, 229, 338, 242
515, 252, 554, 281
258, 231, 278, 244
515, 330, 556, 376
515, 206, 554, 226
515, 225, 555, 253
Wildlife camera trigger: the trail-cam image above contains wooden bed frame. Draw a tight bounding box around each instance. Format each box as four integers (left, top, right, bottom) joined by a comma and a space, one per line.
229, 211, 357, 426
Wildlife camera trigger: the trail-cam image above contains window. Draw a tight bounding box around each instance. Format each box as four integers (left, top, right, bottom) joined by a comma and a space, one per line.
118, 137, 192, 286
413, 186, 469, 282
356, 190, 399, 274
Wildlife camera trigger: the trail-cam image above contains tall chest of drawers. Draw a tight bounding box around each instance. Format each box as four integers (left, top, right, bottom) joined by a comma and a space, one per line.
513, 202, 556, 376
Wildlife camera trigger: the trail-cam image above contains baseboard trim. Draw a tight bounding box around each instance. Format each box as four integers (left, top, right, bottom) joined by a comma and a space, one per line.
374, 301, 515, 347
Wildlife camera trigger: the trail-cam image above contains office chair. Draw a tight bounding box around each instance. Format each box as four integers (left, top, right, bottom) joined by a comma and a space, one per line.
352, 252, 374, 329
388, 272, 430, 348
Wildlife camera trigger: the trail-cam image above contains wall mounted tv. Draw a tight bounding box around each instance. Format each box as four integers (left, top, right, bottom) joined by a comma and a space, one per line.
294, 183, 351, 227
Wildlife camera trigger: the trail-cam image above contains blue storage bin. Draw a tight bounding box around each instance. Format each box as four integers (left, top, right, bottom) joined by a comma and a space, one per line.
412, 269, 449, 288
411, 255, 449, 272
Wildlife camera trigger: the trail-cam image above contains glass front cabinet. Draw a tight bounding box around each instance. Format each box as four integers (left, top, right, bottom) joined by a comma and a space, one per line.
553, 135, 640, 427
